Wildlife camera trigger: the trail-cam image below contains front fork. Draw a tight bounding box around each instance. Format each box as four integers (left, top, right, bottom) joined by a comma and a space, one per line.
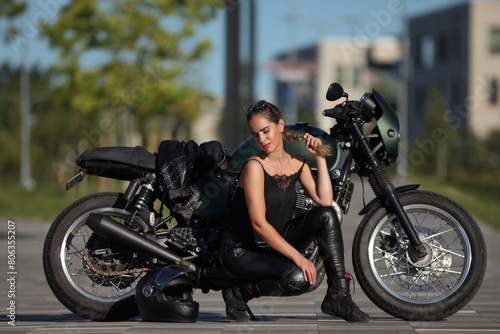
350, 125, 428, 262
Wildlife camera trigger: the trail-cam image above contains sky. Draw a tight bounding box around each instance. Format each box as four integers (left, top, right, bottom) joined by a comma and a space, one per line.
0, 0, 468, 99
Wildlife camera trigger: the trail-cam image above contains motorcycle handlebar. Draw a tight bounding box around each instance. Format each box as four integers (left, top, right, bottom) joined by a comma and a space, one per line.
323, 100, 372, 123
322, 105, 346, 118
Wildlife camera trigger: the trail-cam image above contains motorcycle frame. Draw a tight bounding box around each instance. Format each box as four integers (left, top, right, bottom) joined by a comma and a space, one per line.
333, 116, 428, 262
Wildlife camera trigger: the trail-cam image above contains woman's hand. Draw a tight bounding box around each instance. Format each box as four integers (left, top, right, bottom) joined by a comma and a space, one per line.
294, 255, 317, 285
303, 133, 322, 157
299, 133, 334, 207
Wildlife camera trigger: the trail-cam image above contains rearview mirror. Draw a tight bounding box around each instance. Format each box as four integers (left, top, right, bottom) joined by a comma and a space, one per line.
326, 83, 346, 101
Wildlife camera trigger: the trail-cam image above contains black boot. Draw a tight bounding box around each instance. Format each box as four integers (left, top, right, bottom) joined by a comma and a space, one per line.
222, 286, 253, 322
321, 274, 370, 323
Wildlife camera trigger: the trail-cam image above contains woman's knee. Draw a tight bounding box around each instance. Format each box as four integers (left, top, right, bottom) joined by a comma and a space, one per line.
309, 207, 340, 230
281, 267, 310, 295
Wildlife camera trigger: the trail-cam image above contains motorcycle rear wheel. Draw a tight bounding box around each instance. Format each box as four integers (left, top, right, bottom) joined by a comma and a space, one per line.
43, 192, 150, 321
353, 190, 487, 321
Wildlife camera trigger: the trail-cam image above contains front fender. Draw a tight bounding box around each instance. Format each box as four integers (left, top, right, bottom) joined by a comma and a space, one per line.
358, 184, 420, 215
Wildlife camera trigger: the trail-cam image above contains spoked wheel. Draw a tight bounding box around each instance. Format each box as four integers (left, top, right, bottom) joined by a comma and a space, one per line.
43, 192, 151, 321
353, 190, 487, 320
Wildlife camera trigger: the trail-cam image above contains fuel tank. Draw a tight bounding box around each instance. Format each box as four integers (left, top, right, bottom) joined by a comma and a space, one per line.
228, 123, 340, 174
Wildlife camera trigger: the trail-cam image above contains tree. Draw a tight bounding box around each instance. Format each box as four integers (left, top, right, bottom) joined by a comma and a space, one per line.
0, 64, 59, 183
40, 0, 222, 146
414, 86, 455, 175
0, 1, 28, 185
0, 0, 26, 39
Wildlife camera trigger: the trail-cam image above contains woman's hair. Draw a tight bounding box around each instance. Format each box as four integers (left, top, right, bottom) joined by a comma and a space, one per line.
245, 100, 282, 123
282, 129, 332, 157
245, 101, 332, 157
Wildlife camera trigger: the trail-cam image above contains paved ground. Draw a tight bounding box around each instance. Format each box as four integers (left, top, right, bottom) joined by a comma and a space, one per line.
1, 180, 500, 333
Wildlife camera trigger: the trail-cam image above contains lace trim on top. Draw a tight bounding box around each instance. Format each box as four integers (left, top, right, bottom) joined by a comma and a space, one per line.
247, 157, 305, 192
270, 172, 298, 192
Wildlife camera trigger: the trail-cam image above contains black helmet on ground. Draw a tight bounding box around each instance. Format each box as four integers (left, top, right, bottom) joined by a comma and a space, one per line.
135, 267, 199, 322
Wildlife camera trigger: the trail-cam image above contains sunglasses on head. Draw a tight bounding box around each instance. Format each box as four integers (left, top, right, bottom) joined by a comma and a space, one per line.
243, 100, 279, 115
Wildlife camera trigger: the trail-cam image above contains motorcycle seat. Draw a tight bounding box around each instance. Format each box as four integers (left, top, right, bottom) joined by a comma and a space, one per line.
77, 146, 156, 171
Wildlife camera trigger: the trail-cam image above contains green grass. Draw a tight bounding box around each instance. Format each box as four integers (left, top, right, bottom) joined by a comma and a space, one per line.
0, 179, 119, 221
0, 183, 77, 221
408, 174, 500, 230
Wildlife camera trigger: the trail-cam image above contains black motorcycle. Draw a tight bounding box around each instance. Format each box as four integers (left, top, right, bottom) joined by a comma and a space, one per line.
43, 83, 487, 321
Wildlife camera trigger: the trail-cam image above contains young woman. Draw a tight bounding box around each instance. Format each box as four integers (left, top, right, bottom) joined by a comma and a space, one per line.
219, 101, 369, 323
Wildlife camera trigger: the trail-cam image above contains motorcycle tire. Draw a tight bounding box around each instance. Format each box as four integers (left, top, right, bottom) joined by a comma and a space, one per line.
352, 190, 487, 321
43, 192, 150, 321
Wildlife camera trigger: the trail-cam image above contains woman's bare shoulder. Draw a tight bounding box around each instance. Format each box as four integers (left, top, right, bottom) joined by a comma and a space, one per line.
240, 158, 264, 189
241, 158, 264, 176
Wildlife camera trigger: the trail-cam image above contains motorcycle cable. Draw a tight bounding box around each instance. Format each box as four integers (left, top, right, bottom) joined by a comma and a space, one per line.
360, 176, 366, 208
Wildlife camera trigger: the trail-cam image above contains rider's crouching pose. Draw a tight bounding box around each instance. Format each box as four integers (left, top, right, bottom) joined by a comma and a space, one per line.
219, 100, 369, 322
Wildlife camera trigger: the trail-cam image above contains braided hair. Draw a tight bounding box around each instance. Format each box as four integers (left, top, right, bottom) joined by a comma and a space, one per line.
245, 101, 332, 157
282, 129, 332, 157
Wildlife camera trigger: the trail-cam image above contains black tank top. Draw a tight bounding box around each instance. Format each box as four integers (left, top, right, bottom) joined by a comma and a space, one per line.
226, 158, 306, 248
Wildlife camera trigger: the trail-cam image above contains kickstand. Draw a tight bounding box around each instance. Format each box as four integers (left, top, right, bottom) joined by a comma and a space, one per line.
246, 305, 258, 321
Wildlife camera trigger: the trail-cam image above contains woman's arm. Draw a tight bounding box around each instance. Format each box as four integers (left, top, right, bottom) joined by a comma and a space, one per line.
240, 160, 317, 284
299, 133, 334, 207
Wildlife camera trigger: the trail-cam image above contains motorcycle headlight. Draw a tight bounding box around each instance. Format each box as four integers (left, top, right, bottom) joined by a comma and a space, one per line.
359, 92, 376, 114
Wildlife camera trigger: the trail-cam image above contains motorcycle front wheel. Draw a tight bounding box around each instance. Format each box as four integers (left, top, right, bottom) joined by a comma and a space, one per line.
352, 190, 487, 321
43, 192, 151, 321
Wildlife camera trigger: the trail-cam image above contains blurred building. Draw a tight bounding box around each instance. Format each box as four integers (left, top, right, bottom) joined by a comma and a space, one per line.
267, 45, 318, 125
268, 37, 401, 130
408, 0, 500, 140
269, 1, 500, 141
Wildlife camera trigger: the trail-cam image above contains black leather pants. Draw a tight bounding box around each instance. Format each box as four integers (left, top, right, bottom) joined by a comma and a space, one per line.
219, 207, 346, 298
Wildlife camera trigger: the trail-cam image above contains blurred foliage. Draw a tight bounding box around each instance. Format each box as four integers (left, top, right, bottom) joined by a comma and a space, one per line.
0, 64, 98, 185
410, 86, 456, 174
410, 86, 500, 204
0, 0, 223, 188
40, 0, 223, 134
0, 0, 26, 18
0, 0, 27, 42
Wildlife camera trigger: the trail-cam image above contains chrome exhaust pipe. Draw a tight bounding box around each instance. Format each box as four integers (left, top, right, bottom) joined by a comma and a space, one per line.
86, 213, 196, 271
